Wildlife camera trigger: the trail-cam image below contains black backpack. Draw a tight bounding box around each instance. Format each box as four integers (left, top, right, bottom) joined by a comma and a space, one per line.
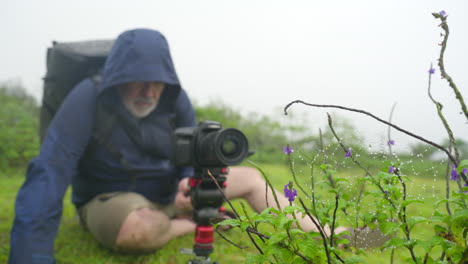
39, 39, 114, 141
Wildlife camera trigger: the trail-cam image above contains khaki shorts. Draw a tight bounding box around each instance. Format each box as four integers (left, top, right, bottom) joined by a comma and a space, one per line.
78, 192, 177, 250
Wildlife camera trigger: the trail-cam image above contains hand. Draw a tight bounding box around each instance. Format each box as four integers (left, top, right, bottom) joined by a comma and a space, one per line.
174, 178, 192, 212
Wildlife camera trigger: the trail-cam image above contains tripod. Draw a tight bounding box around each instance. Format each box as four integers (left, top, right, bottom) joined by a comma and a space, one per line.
183, 167, 228, 264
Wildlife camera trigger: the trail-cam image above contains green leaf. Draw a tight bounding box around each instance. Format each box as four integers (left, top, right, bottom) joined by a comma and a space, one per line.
434, 199, 450, 207
457, 159, 468, 170
216, 219, 241, 228
292, 257, 309, 264
408, 216, 429, 230
452, 208, 468, 219
344, 255, 366, 264
401, 199, 424, 208
246, 254, 267, 264
289, 229, 306, 236
297, 238, 321, 259
267, 232, 288, 245
418, 236, 445, 252
283, 205, 304, 215
239, 221, 250, 231
383, 237, 406, 249
379, 221, 400, 235
434, 224, 448, 234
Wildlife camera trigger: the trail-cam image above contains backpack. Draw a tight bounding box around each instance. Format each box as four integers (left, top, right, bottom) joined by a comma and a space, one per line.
39, 39, 114, 141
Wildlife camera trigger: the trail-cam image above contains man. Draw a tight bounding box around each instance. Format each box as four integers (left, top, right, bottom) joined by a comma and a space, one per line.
9, 28, 331, 264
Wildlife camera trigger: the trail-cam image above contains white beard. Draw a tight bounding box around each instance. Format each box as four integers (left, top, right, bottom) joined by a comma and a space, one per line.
123, 97, 158, 119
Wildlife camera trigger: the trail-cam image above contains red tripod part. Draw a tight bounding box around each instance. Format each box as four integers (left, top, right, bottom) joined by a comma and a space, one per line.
193, 225, 214, 257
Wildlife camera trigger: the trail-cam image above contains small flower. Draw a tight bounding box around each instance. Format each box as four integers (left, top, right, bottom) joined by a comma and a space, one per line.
462, 168, 467, 175
388, 140, 395, 146
283, 145, 294, 154
428, 67, 436, 75
345, 148, 352, 158
439, 10, 447, 17
450, 165, 458, 181
284, 183, 298, 202
388, 166, 395, 174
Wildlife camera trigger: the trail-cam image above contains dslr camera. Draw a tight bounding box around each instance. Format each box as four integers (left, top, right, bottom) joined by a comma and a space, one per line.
172, 120, 250, 168
172, 121, 250, 262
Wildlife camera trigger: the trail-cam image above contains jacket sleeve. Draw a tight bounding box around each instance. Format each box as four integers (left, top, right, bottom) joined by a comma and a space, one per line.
9, 80, 97, 264
174, 89, 196, 180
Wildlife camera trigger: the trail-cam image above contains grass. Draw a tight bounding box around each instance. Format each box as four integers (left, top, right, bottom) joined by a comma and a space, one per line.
0, 158, 461, 264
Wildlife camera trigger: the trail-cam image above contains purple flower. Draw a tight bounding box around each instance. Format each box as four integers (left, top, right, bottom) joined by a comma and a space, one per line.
388, 166, 395, 174
283, 145, 294, 154
429, 67, 436, 75
451, 165, 458, 181
345, 148, 352, 158
284, 183, 298, 202
463, 168, 467, 175
388, 140, 395, 146
439, 10, 447, 17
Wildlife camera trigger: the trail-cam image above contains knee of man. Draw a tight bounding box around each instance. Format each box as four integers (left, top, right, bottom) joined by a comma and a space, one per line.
115, 207, 171, 252
232, 167, 261, 180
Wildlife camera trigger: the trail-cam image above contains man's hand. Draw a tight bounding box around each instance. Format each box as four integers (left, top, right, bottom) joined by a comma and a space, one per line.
174, 178, 192, 212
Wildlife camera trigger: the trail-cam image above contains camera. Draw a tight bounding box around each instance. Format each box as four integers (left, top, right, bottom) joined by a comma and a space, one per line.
172, 121, 251, 262
172, 121, 250, 168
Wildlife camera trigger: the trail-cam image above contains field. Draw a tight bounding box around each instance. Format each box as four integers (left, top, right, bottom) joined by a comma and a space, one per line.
0, 159, 460, 264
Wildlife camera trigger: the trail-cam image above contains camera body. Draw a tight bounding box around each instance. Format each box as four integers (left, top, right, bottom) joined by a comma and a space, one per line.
172, 120, 249, 168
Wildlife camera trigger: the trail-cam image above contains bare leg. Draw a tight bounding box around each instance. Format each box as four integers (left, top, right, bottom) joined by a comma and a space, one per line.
224, 167, 347, 235
115, 208, 196, 252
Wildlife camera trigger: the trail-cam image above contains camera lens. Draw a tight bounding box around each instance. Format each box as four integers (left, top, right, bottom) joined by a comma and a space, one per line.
197, 128, 249, 166
221, 139, 237, 156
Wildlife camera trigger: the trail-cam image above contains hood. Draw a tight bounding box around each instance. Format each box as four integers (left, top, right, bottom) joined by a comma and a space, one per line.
98, 28, 181, 111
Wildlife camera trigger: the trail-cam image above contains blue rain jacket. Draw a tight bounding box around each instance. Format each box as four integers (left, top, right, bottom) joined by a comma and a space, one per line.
9, 29, 195, 264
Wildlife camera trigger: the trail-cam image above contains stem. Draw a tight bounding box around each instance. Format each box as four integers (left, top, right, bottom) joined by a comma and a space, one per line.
395, 170, 418, 264
432, 12, 468, 122
444, 147, 453, 216
287, 149, 312, 201
248, 160, 283, 211
299, 198, 332, 264
387, 102, 397, 155
330, 194, 340, 248
214, 229, 248, 249
427, 62, 460, 162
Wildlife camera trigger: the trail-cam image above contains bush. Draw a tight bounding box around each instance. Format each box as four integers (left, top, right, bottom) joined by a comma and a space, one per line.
0, 81, 40, 169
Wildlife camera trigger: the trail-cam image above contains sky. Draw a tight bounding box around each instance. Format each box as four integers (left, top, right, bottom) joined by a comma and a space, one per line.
1, 0, 467, 152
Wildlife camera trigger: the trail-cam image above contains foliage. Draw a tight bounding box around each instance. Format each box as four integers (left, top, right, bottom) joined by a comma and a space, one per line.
0, 165, 460, 264
0, 81, 40, 169
215, 11, 468, 264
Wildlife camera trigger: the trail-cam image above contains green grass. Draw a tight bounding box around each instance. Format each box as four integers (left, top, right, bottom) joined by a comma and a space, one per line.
0, 160, 460, 264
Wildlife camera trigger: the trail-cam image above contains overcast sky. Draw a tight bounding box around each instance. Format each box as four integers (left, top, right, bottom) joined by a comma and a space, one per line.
1, 0, 467, 151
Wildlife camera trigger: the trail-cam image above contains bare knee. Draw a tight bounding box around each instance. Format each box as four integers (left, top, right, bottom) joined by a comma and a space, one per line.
225, 167, 264, 199
115, 207, 170, 252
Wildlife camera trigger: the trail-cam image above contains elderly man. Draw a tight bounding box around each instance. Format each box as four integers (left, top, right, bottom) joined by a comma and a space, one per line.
10, 28, 335, 264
